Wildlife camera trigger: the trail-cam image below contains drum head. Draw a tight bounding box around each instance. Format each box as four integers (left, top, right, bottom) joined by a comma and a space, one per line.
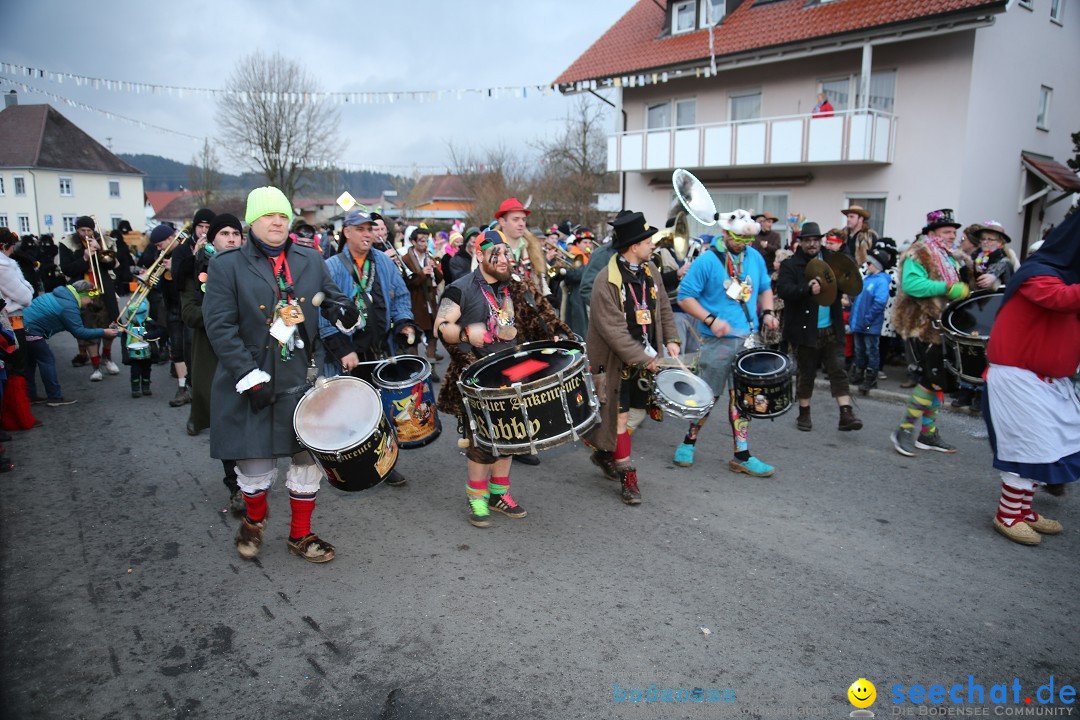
374, 356, 430, 388
294, 377, 380, 453
944, 290, 1003, 337
128, 341, 149, 350
735, 349, 790, 378
463, 340, 584, 389
655, 369, 713, 408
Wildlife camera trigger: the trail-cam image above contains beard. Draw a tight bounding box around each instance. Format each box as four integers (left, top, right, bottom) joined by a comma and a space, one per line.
483, 261, 512, 282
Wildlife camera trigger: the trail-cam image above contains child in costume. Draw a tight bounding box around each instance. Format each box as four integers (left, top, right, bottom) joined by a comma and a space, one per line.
121, 297, 163, 398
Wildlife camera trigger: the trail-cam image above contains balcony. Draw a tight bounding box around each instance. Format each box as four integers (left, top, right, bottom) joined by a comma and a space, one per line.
606, 109, 896, 173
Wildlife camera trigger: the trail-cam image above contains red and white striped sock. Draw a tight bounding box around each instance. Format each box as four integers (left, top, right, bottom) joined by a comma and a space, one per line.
995, 473, 1034, 527
1020, 487, 1040, 524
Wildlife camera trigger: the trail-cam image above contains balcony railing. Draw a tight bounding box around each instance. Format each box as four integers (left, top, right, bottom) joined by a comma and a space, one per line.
606, 109, 896, 173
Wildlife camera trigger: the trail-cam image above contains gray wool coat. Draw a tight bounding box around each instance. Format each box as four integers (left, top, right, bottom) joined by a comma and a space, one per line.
203, 239, 349, 460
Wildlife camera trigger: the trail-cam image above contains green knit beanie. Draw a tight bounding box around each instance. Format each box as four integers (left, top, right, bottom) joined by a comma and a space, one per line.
245, 186, 293, 225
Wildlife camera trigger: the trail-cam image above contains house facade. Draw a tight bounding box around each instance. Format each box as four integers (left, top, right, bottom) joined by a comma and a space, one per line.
557, 0, 1079, 255
0, 95, 145, 237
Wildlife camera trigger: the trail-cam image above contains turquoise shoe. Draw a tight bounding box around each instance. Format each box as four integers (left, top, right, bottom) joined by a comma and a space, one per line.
674, 443, 695, 467
728, 456, 775, 477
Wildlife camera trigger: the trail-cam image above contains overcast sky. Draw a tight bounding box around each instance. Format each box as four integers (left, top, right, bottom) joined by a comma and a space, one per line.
2, 0, 629, 175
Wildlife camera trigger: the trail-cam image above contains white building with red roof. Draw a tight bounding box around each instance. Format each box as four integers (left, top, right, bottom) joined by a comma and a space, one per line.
558, 0, 1079, 254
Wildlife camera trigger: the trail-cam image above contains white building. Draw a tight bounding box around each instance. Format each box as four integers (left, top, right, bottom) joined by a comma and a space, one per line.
557, 0, 1080, 255
0, 93, 145, 238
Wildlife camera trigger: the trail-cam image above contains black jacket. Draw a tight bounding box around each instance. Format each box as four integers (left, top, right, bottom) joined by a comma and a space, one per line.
776, 247, 844, 348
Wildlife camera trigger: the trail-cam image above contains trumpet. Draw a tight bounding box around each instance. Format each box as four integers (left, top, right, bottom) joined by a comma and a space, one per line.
117, 230, 187, 331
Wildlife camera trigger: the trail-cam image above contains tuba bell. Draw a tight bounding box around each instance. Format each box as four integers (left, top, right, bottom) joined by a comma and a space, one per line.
651, 211, 691, 263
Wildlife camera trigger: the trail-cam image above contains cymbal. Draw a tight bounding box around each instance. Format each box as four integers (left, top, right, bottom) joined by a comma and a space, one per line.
827, 252, 863, 296
805, 258, 837, 306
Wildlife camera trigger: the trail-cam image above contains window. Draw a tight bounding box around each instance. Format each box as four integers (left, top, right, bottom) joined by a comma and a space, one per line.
857, 70, 897, 113
1037, 86, 1052, 130
1017, 0, 1032, 9
111, 216, 123, 230
0, 176, 5, 196
1051, 0, 1063, 24
700, 0, 725, 27
0, 215, 7, 229
109, 180, 121, 198
845, 196, 887, 237
675, 98, 697, 127
673, 0, 696, 34
730, 91, 761, 121
62, 215, 77, 234
17, 215, 30, 234
13, 175, 25, 196
59, 177, 73, 196
647, 102, 672, 130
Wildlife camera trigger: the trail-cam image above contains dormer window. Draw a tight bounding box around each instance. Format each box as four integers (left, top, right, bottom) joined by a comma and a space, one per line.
701, 0, 725, 26
673, 0, 697, 34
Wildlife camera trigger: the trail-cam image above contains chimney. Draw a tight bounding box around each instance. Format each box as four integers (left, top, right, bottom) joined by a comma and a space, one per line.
4, 91, 16, 109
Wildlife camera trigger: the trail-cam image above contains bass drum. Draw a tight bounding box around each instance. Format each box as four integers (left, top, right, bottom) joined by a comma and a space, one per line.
941, 289, 1003, 385
732, 347, 795, 419
458, 340, 599, 456
373, 356, 441, 448
293, 376, 398, 492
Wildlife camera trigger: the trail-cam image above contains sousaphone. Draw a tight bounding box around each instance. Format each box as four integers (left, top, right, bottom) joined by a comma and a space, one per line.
672, 168, 718, 226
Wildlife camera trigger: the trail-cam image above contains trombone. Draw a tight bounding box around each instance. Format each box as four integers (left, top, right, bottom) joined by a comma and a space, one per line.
83, 215, 108, 296
116, 230, 187, 332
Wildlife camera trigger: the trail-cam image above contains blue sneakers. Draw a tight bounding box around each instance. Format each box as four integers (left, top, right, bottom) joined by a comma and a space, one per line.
728, 456, 775, 477
674, 443, 695, 467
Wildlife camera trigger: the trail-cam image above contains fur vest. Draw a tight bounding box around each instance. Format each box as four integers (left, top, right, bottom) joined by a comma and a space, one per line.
891, 240, 972, 344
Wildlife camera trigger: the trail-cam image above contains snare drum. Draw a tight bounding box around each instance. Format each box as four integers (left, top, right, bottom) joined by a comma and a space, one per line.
458, 340, 599, 456
651, 368, 715, 421
940, 289, 1003, 385
732, 348, 795, 419
373, 356, 441, 448
293, 376, 399, 492
127, 340, 151, 361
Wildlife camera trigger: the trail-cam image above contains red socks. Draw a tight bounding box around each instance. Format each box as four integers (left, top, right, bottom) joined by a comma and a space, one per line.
615, 431, 631, 463
243, 490, 268, 523
995, 481, 1025, 527
289, 492, 316, 539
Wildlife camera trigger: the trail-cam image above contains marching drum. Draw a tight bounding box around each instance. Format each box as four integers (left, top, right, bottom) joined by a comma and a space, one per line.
293, 376, 399, 492
940, 289, 1003, 385
650, 368, 715, 421
373, 356, 441, 448
458, 339, 599, 456
732, 347, 795, 418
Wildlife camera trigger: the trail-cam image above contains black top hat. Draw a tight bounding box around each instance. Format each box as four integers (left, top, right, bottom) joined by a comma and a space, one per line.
611, 211, 658, 251
924, 209, 961, 231
797, 221, 824, 240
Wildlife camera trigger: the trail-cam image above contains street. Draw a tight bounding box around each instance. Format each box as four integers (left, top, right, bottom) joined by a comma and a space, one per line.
1, 333, 1077, 720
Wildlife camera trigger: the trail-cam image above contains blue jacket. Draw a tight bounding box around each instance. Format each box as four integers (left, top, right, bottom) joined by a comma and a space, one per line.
318, 247, 413, 353
23, 285, 105, 341
850, 272, 890, 334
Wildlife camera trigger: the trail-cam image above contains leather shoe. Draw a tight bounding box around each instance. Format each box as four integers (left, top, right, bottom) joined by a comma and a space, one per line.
186, 418, 198, 436
515, 454, 540, 466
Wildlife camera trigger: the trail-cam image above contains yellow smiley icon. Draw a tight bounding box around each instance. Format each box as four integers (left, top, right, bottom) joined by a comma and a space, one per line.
848, 678, 876, 709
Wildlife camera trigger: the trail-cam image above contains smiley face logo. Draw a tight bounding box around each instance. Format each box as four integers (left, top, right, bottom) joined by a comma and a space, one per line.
848, 678, 876, 709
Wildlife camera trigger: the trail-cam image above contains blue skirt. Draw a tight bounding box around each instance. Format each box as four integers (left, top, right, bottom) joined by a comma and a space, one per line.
983, 389, 1080, 485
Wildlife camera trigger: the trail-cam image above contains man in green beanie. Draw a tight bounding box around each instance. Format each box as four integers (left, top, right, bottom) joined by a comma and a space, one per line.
203, 186, 359, 563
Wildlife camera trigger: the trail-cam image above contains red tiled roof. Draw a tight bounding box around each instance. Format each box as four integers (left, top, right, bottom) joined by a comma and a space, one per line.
1022, 153, 1080, 192
412, 175, 471, 202
0, 104, 143, 174
145, 190, 194, 214
556, 0, 1007, 85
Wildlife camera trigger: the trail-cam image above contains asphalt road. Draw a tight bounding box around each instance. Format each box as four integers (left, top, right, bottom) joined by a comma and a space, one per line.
1, 334, 1077, 719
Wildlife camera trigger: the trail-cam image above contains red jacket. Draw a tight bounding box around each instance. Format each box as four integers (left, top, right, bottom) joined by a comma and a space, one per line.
987, 276, 1080, 378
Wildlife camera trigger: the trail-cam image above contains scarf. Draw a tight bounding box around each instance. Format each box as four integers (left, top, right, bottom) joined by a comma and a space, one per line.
925, 236, 960, 285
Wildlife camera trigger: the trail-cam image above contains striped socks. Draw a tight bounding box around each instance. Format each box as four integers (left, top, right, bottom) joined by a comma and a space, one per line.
900, 385, 934, 430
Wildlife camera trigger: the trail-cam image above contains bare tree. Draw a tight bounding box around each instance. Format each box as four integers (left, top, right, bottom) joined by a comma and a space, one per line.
216, 51, 343, 201
532, 96, 613, 230
447, 141, 533, 227
188, 138, 222, 208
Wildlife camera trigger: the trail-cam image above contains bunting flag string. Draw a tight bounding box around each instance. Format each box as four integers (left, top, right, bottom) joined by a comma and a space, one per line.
0, 77, 205, 141
0, 61, 564, 106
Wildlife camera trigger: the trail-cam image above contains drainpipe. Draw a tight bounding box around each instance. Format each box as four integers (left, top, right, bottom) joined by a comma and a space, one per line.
859, 43, 872, 111
587, 88, 627, 211
28, 169, 41, 235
